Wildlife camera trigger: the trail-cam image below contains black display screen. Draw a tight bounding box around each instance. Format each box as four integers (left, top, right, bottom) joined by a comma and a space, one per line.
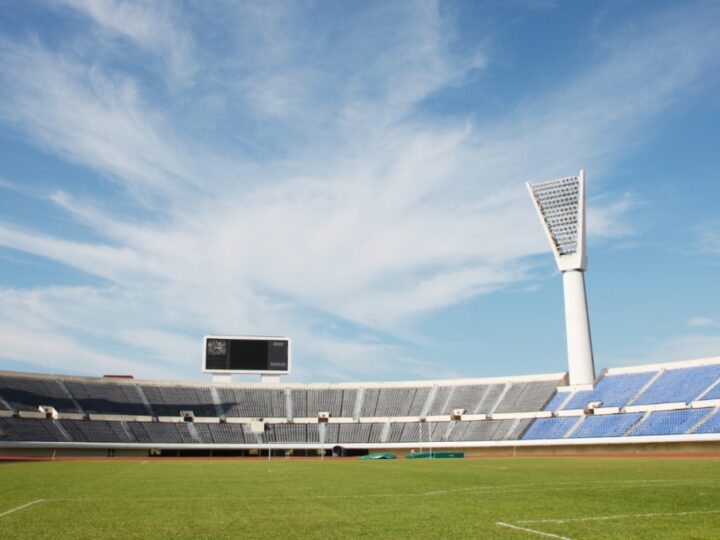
205, 338, 289, 372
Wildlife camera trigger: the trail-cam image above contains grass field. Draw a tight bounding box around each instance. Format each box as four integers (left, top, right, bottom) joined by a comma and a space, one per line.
1, 457, 719, 539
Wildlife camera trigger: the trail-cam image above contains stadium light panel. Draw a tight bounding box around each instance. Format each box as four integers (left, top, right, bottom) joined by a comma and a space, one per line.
527, 173, 586, 271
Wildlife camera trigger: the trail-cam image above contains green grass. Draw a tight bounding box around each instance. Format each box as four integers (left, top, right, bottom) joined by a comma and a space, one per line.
1, 457, 719, 539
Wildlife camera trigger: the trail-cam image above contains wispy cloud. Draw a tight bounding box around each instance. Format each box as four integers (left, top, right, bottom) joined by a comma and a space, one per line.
57, 0, 196, 79
689, 317, 717, 328
696, 221, 720, 255
0, 43, 214, 203
605, 333, 720, 368
0, 2, 718, 380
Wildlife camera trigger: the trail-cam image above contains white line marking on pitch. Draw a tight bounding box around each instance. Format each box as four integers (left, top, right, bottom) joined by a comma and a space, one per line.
518, 509, 720, 525
496, 521, 575, 539
45, 477, 719, 504
0, 499, 45, 519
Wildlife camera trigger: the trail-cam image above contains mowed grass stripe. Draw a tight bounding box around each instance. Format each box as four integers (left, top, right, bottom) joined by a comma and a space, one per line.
0, 458, 718, 539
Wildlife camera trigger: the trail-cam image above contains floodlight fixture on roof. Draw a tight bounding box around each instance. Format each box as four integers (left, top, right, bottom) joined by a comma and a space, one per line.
527, 170, 595, 386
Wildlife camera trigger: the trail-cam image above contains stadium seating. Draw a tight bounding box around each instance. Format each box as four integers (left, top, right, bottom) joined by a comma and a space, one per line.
632, 365, 720, 405
628, 409, 711, 436
195, 423, 252, 444
693, 409, 720, 434
543, 391, 571, 411
129, 421, 195, 444
563, 371, 657, 409
64, 380, 149, 416
569, 413, 643, 438
701, 382, 720, 401
60, 419, 133, 443
216, 387, 286, 418
495, 380, 558, 413
521, 417, 579, 440
140, 385, 217, 417
266, 423, 309, 444
0, 417, 66, 442
0, 375, 80, 413
296, 389, 358, 418
451, 419, 532, 442
1, 361, 720, 450
333, 423, 384, 444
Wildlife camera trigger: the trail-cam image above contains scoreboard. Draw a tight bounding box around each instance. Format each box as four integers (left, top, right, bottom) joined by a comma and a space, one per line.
203, 336, 291, 375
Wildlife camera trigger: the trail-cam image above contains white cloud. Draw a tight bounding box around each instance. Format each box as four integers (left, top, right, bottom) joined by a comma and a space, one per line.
689, 317, 717, 328
605, 334, 720, 369
696, 222, 720, 255
0, 3, 719, 380
0, 318, 173, 380
0, 44, 217, 203
57, 0, 196, 79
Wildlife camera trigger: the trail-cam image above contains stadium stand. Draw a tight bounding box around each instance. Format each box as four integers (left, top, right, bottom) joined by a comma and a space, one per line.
427, 383, 509, 416
0, 417, 65, 442
195, 423, 251, 444
359, 388, 381, 417
60, 419, 134, 443
64, 380, 149, 416
569, 413, 643, 438
0, 375, 80, 413
1, 359, 720, 453
129, 421, 195, 444
632, 364, 720, 405
628, 409, 712, 436
522, 417, 579, 440
451, 419, 530, 442
543, 390, 571, 411
216, 387, 286, 418
290, 389, 308, 418
701, 382, 720, 401
563, 371, 657, 409
694, 409, 720, 434
495, 380, 558, 413
140, 385, 217, 417
306, 388, 349, 418
333, 423, 384, 444
376, 388, 411, 417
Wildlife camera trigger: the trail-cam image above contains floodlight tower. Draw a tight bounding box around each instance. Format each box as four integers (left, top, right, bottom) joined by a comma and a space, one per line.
527, 170, 595, 386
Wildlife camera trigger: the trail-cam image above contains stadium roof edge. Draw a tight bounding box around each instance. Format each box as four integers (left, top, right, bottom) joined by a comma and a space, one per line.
2, 355, 718, 387
604, 355, 720, 375
0, 369, 566, 387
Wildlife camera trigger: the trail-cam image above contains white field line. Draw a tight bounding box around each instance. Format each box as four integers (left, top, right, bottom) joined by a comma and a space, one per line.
45, 477, 719, 503
0, 499, 45, 519
518, 509, 720, 525
496, 521, 575, 540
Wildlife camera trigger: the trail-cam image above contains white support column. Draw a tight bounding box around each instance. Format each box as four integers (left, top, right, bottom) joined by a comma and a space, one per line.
562, 270, 595, 386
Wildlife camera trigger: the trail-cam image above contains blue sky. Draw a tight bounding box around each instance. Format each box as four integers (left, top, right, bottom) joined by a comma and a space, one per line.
0, 0, 718, 383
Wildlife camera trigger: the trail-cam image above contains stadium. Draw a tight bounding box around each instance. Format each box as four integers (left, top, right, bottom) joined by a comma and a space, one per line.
3, 172, 718, 459
2, 173, 720, 539
2, 2, 720, 539
2, 355, 720, 458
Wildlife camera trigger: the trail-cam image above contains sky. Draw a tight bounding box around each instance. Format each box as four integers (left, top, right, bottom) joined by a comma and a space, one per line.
0, 0, 719, 383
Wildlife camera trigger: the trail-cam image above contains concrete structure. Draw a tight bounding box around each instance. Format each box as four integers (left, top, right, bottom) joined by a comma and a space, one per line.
527, 171, 595, 385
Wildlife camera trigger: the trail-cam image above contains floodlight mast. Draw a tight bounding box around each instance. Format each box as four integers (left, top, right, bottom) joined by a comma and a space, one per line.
527, 170, 595, 386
